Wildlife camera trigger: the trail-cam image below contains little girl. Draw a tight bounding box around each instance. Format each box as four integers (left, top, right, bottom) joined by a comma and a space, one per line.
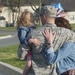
17, 9, 39, 75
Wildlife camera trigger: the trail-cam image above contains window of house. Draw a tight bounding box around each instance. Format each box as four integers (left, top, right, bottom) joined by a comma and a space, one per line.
69, 15, 75, 20
0, 6, 3, 13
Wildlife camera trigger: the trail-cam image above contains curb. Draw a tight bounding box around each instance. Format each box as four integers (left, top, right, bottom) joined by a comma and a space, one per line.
0, 61, 23, 75
0, 35, 13, 40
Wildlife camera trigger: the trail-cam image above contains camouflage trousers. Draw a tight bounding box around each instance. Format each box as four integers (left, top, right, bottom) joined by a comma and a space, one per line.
28, 61, 57, 75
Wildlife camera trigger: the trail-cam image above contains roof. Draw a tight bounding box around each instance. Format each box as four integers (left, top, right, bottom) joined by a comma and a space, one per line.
42, 0, 75, 11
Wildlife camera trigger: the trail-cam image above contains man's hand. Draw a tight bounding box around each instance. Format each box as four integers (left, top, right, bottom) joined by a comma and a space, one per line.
29, 38, 41, 46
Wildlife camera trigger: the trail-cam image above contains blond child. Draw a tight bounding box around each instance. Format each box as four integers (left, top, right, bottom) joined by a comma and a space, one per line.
17, 9, 39, 75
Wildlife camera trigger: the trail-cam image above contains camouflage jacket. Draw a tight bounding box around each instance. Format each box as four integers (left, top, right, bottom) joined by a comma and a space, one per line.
27, 23, 75, 75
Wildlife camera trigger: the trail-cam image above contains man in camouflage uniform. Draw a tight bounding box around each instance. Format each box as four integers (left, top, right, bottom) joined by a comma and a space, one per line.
26, 5, 75, 75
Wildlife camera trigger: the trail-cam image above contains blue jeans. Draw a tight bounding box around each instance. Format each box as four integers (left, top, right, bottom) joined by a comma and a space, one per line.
61, 69, 75, 75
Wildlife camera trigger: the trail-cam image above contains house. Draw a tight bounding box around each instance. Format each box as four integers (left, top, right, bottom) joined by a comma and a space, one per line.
0, 0, 75, 27
0, 6, 39, 27
0, 0, 40, 27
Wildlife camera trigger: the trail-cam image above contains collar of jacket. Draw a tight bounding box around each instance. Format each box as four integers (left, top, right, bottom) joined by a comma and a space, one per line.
43, 23, 56, 27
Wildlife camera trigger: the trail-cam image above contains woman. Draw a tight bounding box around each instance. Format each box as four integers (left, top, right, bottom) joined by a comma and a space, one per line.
55, 17, 72, 30
53, 3, 72, 30
43, 28, 75, 75
41, 3, 75, 75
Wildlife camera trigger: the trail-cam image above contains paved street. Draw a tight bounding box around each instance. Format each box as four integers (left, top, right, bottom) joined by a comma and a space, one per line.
0, 72, 3, 75
0, 30, 17, 35
0, 30, 19, 47
0, 35, 19, 47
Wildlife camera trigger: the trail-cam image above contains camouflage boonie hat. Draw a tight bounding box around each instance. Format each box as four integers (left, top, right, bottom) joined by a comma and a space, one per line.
41, 5, 57, 17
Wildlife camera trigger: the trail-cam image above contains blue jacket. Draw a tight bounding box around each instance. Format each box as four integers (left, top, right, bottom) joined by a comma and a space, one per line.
44, 42, 75, 74
17, 26, 35, 45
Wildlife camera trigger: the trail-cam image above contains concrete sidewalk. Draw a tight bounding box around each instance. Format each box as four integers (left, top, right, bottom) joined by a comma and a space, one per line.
0, 61, 23, 75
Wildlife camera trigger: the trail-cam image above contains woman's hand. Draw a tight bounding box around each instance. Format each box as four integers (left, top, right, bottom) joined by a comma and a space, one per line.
29, 38, 41, 46
42, 28, 56, 43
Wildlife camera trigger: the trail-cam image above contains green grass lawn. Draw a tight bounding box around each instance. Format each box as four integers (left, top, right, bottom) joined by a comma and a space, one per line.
0, 44, 26, 70
71, 24, 75, 30
0, 27, 17, 31
0, 34, 8, 37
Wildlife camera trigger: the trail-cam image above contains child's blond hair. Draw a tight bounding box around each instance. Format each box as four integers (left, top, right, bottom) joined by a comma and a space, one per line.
17, 9, 34, 28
